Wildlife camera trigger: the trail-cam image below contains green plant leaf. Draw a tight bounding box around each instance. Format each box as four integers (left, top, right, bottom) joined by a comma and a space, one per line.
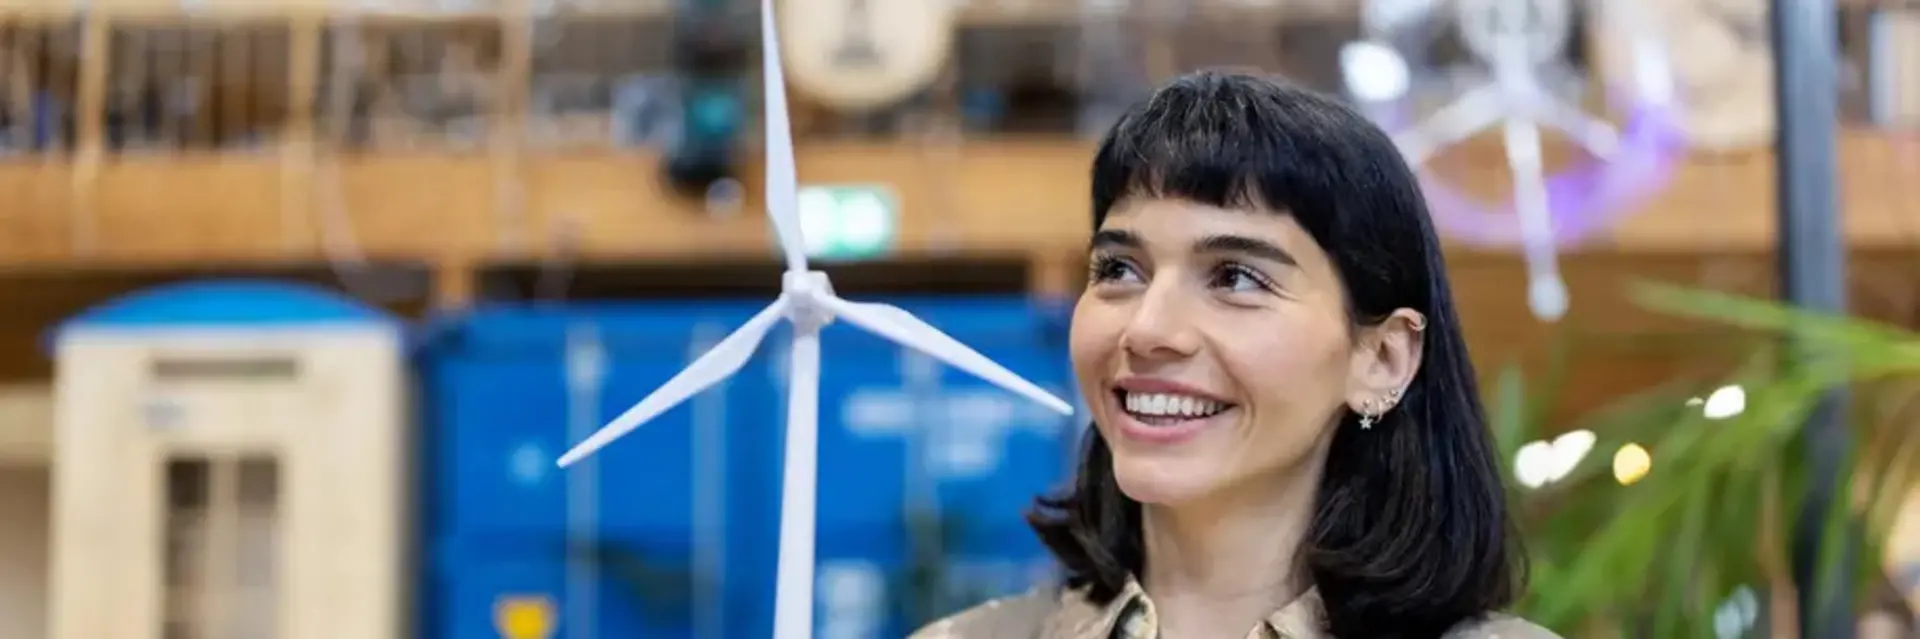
1510, 283, 1920, 633
1491, 363, 1528, 465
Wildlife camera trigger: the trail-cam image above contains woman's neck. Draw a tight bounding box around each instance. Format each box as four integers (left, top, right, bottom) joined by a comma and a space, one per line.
1139, 460, 1322, 638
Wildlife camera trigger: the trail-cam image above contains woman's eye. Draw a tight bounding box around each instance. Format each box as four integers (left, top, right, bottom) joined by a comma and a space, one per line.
1212, 264, 1273, 293
1089, 255, 1143, 284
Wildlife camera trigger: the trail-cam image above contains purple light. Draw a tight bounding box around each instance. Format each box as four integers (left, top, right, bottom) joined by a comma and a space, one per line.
1383, 99, 1688, 247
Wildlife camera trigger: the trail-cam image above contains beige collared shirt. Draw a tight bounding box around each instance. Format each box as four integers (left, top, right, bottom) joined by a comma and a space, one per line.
908, 579, 1560, 639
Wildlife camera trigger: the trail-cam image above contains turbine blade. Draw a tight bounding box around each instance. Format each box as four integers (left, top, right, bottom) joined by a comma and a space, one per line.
761, 0, 808, 273
1391, 85, 1500, 165
824, 298, 1075, 416
556, 298, 790, 467
772, 328, 821, 639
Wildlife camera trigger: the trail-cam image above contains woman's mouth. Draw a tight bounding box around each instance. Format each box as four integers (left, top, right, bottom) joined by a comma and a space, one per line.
1112, 390, 1237, 445
1118, 390, 1230, 423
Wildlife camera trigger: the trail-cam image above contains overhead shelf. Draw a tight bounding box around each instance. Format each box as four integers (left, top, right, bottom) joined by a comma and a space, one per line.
0, 0, 1375, 22
0, 0, 1909, 306
0, 0, 1907, 22
1, 133, 1917, 267
0, 0, 675, 19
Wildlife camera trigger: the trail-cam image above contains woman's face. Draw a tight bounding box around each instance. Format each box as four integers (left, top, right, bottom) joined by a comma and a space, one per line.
1070, 197, 1407, 506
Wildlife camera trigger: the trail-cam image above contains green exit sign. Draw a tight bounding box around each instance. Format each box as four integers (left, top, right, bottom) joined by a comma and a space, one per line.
796, 185, 898, 262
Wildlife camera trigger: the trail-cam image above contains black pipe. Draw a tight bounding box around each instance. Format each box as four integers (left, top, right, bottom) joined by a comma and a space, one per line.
1770, 0, 1852, 637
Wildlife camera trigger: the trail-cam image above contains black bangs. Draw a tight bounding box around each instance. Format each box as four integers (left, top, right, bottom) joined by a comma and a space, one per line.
1089, 71, 1414, 252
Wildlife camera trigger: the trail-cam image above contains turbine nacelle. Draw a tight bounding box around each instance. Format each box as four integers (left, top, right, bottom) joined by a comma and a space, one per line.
783, 270, 837, 330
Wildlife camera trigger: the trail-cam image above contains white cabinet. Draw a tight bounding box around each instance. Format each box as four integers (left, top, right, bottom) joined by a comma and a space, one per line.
48, 282, 407, 639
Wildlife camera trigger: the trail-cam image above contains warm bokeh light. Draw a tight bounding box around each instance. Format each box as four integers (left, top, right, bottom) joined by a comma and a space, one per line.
1613, 443, 1652, 486
1339, 40, 1411, 102
1513, 429, 1596, 489
1702, 385, 1747, 420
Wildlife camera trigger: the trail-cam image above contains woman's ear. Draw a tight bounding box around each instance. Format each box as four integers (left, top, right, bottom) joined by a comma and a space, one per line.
1345, 308, 1427, 413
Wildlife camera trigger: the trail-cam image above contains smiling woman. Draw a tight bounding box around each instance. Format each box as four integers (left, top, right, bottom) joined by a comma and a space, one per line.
909, 71, 1556, 639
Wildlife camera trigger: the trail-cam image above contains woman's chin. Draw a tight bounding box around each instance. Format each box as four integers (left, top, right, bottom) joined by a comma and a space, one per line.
1112, 456, 1221, 505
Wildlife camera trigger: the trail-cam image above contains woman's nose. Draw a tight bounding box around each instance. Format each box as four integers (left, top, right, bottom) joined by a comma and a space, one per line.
1119, 284, 1200, 360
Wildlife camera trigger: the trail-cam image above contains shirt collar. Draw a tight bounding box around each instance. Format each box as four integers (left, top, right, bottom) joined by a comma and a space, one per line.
1044, 579, 1328, 639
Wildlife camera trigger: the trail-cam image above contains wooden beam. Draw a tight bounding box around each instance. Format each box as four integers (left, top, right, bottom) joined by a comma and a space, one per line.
68, 12, 105, 257
0, 0, 1912, 21
491, 0, 531, 253
283, 14, 320, 253
1, 129, 1916, 269
431, 252, 476, 308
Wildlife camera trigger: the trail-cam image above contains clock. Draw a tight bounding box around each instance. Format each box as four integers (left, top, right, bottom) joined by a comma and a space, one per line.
782, 0, 957, 113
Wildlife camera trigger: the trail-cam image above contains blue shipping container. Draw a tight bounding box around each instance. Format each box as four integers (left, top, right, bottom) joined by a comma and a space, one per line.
417, 296, 1077, 638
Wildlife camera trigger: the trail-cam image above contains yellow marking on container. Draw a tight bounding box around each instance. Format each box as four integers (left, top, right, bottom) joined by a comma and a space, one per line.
495, 594, 557, 639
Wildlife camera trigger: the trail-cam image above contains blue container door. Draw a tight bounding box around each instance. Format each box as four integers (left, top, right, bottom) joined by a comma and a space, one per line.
429, 354, 569, 539
741, 297, 1076, 638
591, 316, 784, 639
422, 302, 783, 639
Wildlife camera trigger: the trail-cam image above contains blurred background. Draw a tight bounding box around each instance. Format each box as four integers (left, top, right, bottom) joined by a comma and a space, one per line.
0, 0, 1914, 637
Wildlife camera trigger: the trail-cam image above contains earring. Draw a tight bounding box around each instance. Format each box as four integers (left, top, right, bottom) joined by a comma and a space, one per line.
1357, 388, 1403, 430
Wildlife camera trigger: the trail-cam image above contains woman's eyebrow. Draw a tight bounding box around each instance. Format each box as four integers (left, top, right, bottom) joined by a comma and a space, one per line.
1090, 229, 1142, 252
1192, 233, 1298, 267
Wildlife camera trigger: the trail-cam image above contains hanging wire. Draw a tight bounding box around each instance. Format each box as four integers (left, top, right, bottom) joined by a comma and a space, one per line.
311, 18, 409, 303
524, 0, 582, 301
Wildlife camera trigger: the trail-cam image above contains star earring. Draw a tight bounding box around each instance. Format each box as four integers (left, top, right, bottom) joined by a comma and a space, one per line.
1357, 388, 1403, 430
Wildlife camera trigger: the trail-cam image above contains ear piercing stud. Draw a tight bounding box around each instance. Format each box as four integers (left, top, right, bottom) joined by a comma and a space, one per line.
1358, 388, 1403, 430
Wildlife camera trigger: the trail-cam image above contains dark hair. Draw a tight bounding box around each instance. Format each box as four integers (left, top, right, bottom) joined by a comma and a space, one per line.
1027, 70, 1523, 638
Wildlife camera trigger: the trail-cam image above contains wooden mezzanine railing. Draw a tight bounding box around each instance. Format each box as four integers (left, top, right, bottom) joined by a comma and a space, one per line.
0, 0, 1916, 305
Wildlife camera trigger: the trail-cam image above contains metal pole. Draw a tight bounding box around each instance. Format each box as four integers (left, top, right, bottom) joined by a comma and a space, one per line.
691, 324, 731, 639
564, 324, 605, 639
1770, 0, 1853, 637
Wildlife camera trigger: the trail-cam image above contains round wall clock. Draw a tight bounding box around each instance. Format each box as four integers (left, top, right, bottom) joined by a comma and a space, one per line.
783, 0, 957, 112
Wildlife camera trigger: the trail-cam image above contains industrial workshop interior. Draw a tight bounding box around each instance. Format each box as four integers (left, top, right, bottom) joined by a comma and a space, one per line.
0, 0, 1916, 637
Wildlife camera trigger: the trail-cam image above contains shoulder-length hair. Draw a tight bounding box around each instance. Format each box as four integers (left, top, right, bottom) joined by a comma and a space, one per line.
1027, 70, 1524, 638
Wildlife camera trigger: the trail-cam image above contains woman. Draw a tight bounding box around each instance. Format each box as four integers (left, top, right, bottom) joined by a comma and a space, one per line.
911, 71, 1554, 638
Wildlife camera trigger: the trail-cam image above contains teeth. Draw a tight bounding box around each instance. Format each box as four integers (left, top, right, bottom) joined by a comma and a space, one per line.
1122, 392, 1227, 418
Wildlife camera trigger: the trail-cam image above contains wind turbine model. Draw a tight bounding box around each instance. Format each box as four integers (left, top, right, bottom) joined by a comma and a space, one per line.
1388, 0, 1624, 322
553, 2, 1077, 638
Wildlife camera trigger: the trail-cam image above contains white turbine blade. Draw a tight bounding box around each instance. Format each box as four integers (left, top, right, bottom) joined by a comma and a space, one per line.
772, 328, 821, 639
1526, 98, 1620, 160
1391, 85, 1501, 165
761, 0, 808, 273
824, 298, 1076, 415
1501, 118, 1568, 322
556, 298, 790, 467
